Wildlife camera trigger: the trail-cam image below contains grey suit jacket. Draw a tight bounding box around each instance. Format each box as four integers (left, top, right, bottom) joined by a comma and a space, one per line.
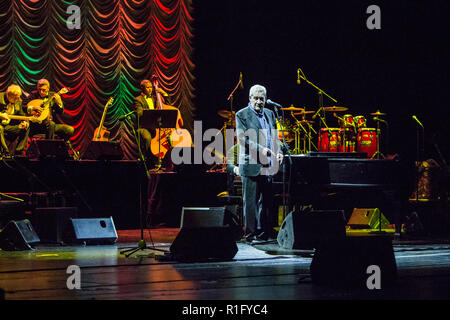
235, 105, 280, 177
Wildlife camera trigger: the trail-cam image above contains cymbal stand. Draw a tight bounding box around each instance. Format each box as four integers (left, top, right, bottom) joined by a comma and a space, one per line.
370, 117, 385, 159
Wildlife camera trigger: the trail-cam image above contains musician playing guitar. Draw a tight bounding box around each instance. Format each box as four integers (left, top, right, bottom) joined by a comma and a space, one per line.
0, 85, 31, 156
25, 79, 74, 143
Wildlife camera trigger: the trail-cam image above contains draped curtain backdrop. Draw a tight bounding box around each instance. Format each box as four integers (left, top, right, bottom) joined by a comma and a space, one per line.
0, 0, 195, 159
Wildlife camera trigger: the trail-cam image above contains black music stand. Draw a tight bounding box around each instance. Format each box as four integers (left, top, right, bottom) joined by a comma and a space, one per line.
119, 109, 176, 258
140, 109, 178, 171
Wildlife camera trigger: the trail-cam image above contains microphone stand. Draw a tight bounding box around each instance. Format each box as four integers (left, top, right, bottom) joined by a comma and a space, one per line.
271, 103, 292, 221
224, 74, 243, 168
120, 113, 166, 258
413, 117, 425, 203
301, 71, 338, 153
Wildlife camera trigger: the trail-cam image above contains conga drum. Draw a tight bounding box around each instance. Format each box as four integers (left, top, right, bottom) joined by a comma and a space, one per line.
357, 128, 377, 158
318, 128, 341, 152
354, 116, 367, 130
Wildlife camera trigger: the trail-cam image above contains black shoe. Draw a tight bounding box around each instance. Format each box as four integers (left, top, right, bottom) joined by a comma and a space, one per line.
244, 232, 257, 243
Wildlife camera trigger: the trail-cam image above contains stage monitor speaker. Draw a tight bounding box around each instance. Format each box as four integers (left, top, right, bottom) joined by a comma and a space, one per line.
0, 219, 40, 251
347, 208, 390, 229
28, 139, 69, 159
63, 217, 118, 245
170, 206, 240, 262
277, 209, 346, 250
32, 207, 78, 244
82, 141, 123, 160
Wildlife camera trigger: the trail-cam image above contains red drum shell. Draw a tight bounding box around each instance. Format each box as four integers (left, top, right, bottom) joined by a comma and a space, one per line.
318, 128, 341, 152
357, 128, 377, 158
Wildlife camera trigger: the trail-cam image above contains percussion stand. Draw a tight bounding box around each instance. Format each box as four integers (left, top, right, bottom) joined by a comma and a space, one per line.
370, 118, 385, 159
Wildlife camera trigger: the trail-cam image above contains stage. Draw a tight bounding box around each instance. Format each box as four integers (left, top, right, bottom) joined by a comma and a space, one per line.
0, 229, 449, 301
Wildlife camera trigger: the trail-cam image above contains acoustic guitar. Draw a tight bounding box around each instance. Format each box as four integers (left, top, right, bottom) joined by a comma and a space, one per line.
93, 97, 114, 141
26, 87, 69, 122
0, 113, 41, 125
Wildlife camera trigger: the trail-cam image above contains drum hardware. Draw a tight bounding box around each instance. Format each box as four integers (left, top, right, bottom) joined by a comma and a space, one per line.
370, 110, 387, 116
322, 106, 349, 112
369, 111, 387, 159
290, 111, 317, 154
280, 106, 304, 112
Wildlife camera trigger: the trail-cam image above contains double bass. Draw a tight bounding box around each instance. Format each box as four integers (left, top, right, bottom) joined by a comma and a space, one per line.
149, 76, 192, 159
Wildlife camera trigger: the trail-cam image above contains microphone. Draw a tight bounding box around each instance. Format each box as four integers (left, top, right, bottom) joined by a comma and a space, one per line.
266, 99, 282, 108
412, 115, 423, 128
239, 72, 244, 89
373, 117, 387, 123
297, 68, 301, 85
119, 110, 136, 121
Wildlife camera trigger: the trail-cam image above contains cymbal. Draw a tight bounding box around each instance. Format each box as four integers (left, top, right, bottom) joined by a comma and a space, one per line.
370, 110, 386, 116
218, 109, 235, 118
293, 111, 315, 115
323, 106, 348, 112
280, 106, 304, 111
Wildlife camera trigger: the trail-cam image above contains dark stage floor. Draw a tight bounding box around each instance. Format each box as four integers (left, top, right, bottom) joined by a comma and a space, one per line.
0, 229, 449, 302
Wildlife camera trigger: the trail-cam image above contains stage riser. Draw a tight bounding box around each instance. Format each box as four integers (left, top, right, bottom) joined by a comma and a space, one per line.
0, 159, 227, 229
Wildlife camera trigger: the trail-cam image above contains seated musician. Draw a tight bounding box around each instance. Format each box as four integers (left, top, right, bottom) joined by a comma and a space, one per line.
0, 85, 30, 156
133, 79, 172, 169
26, 79, 74, 142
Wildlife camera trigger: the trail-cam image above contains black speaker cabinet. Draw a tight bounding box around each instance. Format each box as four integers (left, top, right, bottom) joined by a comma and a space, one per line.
310, 236, 397, 288
63, 217, 118, 245
82, 141, 123, 160
277, 209, 346, 250
31, 207, 78, 244
28, 139, 69, 159
0, 219, 40, 251
170, 207, 240, 262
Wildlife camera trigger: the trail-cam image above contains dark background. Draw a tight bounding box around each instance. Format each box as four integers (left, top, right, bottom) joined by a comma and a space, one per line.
191, 0, 450, 165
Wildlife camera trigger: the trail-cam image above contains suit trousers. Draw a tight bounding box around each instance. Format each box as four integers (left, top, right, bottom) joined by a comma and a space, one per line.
241, 174, 275, 235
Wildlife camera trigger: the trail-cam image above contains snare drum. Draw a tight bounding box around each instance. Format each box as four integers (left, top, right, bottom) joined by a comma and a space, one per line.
354, 116, 367, 129
318, 128, 341, 152
357, 128, 377, 157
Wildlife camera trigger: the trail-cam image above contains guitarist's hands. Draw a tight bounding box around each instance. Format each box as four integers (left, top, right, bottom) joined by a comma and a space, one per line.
53, 93, 63, 106
30, 105, 43, 116
18, 121, 29, 130
0, 113, 9, 121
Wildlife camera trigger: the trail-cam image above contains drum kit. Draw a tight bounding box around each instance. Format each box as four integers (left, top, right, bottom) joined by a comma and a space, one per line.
216, 105, 387, 159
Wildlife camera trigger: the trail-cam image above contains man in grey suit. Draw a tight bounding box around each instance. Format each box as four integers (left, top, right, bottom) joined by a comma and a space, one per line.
235, 84, 283, 242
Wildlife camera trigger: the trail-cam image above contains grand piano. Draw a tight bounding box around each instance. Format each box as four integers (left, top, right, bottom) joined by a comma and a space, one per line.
273, 152, 413, 231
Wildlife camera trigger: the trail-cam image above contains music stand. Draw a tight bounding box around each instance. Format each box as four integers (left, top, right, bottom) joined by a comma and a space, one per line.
140, 109, 178, 171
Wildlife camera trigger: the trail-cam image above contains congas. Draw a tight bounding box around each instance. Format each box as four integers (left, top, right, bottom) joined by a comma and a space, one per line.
354, 116, 367, 130
356, 128, 377, 157
318, 128, 341, 152
339, 114, 355, 129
